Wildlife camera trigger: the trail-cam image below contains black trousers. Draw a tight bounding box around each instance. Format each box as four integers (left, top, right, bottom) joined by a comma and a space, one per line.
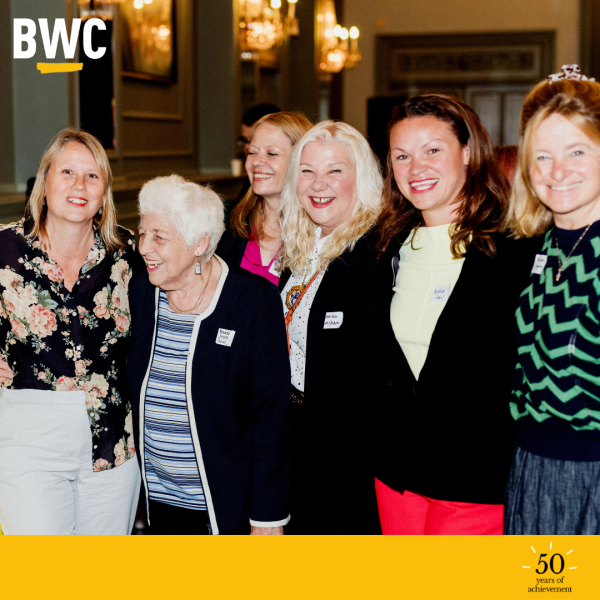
148, 500, 250, 535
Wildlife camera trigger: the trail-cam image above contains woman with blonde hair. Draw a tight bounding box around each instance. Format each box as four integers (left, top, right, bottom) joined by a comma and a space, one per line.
0, 128, 141, 534
504, 65, 600, 534
218, 111, 312, 284
278, 120, 384, 534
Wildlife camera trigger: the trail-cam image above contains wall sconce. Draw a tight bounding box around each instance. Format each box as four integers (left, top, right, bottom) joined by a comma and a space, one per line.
317, 0, 360, 74
239, 0, 300, 53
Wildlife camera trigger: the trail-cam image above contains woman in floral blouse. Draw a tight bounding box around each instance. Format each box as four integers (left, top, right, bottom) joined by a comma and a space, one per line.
0, 128, 141, 534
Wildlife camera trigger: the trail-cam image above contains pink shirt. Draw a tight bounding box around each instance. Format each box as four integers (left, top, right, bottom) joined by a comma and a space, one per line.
240, 238, 281, 285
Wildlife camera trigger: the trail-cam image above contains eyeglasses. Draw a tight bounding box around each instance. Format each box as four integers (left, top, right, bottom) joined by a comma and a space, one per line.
236, 136, 250, 148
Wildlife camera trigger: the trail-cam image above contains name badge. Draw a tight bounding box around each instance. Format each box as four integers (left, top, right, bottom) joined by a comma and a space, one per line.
216, 328, 235, 347
430, 285, 450, 303
324, 312, 343, 329
268, 259, 281, 278
531, 254, 547, 275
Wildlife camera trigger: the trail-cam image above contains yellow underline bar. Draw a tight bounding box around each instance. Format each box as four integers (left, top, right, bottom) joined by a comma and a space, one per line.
37, 63, 83, 74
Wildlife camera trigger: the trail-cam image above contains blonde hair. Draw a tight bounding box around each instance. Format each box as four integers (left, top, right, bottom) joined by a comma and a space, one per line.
25, 128, 123, 252
231, 111, 312, 241
138, 174, 225, 261
280, 120, 383, 275
506, 78, 600, 237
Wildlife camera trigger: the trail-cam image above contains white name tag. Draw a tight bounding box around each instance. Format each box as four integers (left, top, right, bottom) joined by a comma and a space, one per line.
430, 284, 450, 303
531, 254, 548, 275
216, 328, 235, 347
268, 259, 281, 277
323, 312, 343, 329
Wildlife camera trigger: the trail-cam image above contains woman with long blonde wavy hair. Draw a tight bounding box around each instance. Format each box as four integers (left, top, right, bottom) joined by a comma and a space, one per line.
278, 120, 384, 534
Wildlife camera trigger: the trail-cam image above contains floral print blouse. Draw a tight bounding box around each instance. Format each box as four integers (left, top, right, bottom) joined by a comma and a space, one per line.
0, 219, 138, 471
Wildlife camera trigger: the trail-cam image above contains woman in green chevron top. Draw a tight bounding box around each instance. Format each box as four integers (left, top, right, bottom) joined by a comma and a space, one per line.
504, 65, 600, 534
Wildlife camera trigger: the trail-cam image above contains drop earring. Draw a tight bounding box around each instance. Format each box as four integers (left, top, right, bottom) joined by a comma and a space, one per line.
195, 258, 202, 275
98, 206, 103, 215
43, 197, 47, 206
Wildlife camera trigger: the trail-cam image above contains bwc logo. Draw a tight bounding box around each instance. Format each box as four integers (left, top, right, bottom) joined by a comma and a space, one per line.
13, 18, 107, 73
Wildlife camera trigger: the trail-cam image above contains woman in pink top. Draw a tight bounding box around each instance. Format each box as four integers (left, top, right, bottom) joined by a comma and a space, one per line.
217, 112, 312, 284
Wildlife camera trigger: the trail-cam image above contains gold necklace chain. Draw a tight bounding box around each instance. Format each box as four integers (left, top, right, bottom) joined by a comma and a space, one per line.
167, 258, 213, 314
554, 223, 592, 282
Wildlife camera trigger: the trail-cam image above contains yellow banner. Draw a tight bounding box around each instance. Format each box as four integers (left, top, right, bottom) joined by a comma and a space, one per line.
0, 535, 597, 599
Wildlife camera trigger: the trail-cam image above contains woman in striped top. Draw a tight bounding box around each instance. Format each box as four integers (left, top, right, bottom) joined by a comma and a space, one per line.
128, 174, 292, 535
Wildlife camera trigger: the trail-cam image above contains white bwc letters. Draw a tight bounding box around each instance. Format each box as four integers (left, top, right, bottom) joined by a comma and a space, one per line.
13, 18, 106, 60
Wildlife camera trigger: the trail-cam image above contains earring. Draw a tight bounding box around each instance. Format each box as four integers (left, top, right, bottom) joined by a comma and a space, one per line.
98, 206, 103, 215
43, 197, 46, 206
195, 258, 202, 275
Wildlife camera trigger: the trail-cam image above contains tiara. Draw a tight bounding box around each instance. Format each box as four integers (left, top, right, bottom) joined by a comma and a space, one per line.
547, 64, 595, 83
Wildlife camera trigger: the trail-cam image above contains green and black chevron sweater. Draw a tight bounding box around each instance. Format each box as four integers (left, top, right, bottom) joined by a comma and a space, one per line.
511, 220, 600, 461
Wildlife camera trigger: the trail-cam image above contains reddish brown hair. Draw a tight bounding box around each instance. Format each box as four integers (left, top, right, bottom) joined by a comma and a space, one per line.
494, 145, 518, 187
375, 94, 509, 258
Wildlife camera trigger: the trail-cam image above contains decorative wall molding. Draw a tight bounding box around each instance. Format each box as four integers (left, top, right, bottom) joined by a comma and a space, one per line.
376, 31, 555, 96
122, 148, 194, 159
579, 0, 600, 79
121, 110, 184, 122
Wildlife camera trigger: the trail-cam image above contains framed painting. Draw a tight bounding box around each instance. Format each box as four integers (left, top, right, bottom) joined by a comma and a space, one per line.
121, 0, 176, 83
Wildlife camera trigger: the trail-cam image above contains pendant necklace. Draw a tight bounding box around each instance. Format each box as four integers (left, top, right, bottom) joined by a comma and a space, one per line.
286, 256, 315, 310
168, 258, 213, 313
554, 223, 592, 282
285, 233, 322, 310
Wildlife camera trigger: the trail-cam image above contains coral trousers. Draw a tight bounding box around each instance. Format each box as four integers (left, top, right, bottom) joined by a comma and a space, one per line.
375, 478, 503, 535
0, 388, 140, 535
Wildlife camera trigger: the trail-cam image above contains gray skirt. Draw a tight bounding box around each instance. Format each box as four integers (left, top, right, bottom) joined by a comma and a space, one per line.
504, 446, 600, 535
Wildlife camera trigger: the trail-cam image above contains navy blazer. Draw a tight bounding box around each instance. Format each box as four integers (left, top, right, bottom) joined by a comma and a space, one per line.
375, 231, 543, 504
127, 257, 292, 534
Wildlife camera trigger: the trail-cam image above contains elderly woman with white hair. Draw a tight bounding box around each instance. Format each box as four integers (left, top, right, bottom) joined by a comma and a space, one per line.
278, 121, 384, 534
127, 174, 292, 535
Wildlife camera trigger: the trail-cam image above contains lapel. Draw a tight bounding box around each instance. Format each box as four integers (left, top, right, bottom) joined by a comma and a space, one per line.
419, 244, 494, 381
379, 231, 416, 386
303, 261, 337, 399
428, 245, 491, 347
278, 268, 292, 291
382, 229, 496, 383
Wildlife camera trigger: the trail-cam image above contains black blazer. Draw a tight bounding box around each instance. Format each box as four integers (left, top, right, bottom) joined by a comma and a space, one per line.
217, 200, 248, 268
279, 234, 383, 533
127, 259, 292, 534
375, 231, 543, 505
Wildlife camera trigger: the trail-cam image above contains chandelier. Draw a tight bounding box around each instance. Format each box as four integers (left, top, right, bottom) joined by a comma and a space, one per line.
78, 0, 126, 19
239, 0, 282, 52
239, 0, 299, 53
317, 0, 361, 74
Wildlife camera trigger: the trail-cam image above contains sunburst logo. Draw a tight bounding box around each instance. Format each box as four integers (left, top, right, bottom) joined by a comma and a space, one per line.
521, 541, 577, 593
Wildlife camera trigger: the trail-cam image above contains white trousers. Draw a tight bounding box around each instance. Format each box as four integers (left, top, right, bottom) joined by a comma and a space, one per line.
0, 388, 141, 535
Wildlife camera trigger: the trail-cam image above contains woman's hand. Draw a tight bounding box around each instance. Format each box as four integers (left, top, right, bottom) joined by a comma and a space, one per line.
0, 358, 13, 387
250, 526, 284, 535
